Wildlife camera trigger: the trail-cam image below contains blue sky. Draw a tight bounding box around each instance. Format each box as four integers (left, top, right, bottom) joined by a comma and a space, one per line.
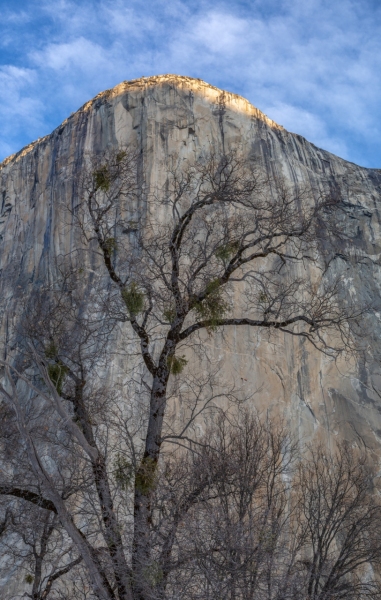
0, 0, 380, 167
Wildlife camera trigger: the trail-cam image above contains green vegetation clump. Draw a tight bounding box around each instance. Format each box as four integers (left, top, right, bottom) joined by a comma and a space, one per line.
163, 305, 177, 323
215, 241, 239, 262
135, 456, 157, 495
121, 283, 144, 316
143, 561, 163, 586
127, 220, 139, 232
114, 454, 133, 491
94, 165, 111, 192
167, 354, 187, 375
44, 343, 69, 395
258, 291, 269, 304
194, 279, 229, 330
103, 237, 117, 254
47, 363, 69, 396
116, 150, 127, 163
24, 574, 34, 584
45, 341, 58, 359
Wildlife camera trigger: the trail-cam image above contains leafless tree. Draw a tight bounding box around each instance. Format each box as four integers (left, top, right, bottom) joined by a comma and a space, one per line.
0, 148, 367, 599
0, 502, 82, 600
292, 444, 381, 600
164, 411, 297, 600
163, 426, 381, 600
74, 147, 363, 595
0, 395, 83, 600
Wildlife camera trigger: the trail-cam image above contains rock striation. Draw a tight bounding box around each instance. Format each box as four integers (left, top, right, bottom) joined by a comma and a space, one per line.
1, 73, 381, 458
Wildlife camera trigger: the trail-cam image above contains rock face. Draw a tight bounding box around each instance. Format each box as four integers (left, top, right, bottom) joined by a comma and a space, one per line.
1, 73, 381, 456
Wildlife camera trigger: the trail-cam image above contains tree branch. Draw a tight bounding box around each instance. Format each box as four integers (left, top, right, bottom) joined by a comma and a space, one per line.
0, 486, 57, 513
179, 315, 318, 340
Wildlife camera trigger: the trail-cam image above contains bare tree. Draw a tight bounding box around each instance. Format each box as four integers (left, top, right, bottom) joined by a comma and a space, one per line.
293, 444, 381, 600
74, 147, 362, 597
0, 148, 366, 599
165, 411, 297, 600
0, 503, 82, 600
0, 396, 83, 600
164, 426, 381, 600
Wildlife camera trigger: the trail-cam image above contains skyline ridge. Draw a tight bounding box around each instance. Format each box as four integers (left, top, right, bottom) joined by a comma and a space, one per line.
2, 73, 378, 171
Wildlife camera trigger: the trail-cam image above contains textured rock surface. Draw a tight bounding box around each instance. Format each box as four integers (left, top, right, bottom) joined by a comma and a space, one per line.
1, 73, 381, 459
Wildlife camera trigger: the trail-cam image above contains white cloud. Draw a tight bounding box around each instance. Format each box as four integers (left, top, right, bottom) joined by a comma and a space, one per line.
0, 65, 45, 161
1, 9, 32, 26
0, 66, 43, 125
31, 38, 111, 73
165, 3, 381, 159
192, 13, 251, 54
103, 5, 158, 35
263, 101, 348, 158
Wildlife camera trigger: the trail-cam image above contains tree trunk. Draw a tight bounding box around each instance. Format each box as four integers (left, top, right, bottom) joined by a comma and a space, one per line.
132, 368, 169, 600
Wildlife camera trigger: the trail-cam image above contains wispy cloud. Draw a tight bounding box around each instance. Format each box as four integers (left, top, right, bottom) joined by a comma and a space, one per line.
0, 0, 380, 166
0, 65, 44, 155
264, 102, 348, 158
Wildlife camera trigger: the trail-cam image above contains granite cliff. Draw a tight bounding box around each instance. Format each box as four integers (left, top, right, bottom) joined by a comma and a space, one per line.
1, 73, 381, 456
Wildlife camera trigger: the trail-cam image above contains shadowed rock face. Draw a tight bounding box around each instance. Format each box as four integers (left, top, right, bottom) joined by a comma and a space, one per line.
1, 73, 381, 459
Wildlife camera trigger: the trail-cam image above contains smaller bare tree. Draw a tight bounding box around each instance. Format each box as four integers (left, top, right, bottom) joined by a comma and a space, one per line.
293, 443, 381, 600
0, 502, 82, 600
165, 411, 297, 600
159, 426, 381, 600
